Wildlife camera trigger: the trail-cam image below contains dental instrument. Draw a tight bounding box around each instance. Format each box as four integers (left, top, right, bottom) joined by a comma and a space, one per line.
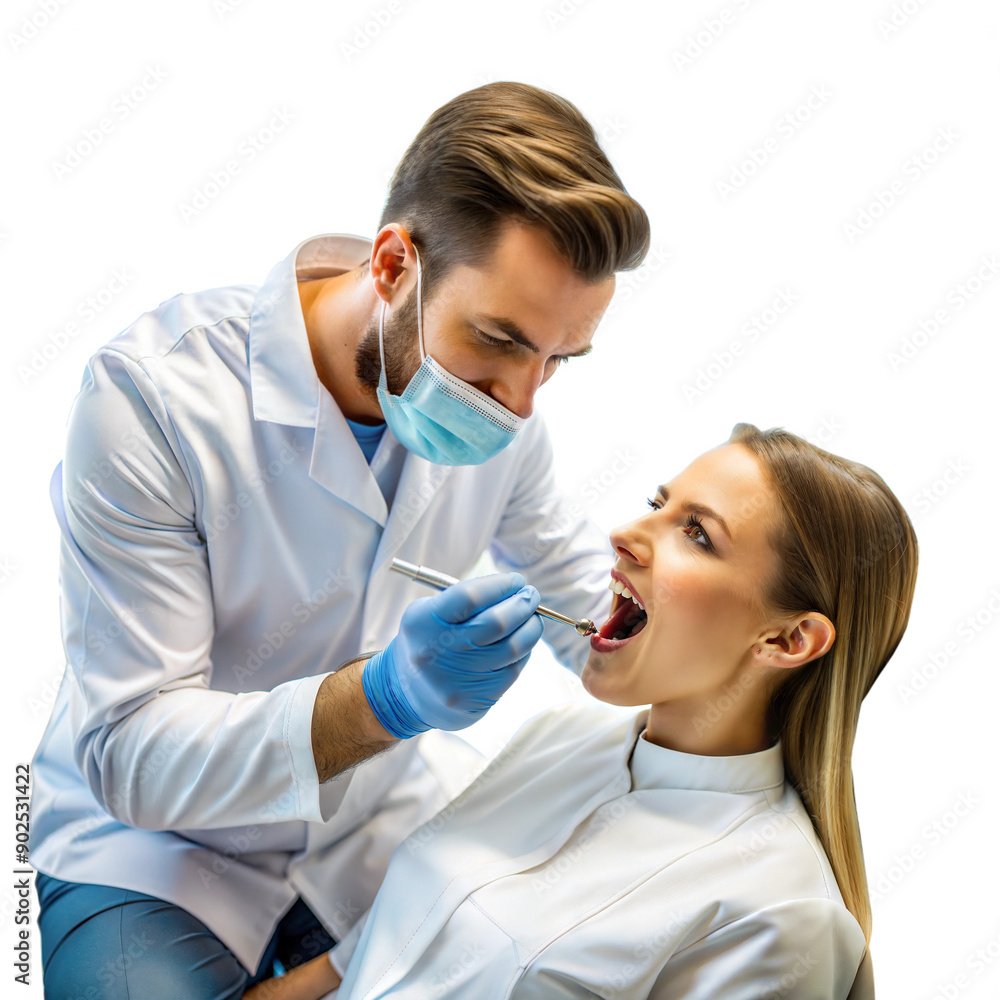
389, 558, 599, 636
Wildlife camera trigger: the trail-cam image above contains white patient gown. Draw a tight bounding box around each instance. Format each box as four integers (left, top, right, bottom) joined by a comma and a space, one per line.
324, 703, 869, 999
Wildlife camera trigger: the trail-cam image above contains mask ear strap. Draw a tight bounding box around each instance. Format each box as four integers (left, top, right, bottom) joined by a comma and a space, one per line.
377, 242, 423, 389
413, 243, 425, 359
377, 298, 389, 389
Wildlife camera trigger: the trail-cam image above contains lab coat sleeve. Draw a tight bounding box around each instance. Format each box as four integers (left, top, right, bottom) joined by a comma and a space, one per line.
487, 411, 613, 676
648, 898, 868, 1000
326, 907, 371, 979
56, 349, 331, 830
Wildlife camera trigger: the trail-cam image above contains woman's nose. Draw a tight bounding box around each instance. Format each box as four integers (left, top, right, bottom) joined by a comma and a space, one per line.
609, 519, 652, 565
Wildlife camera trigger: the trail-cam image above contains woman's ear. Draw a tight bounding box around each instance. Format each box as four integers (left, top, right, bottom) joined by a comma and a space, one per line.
757, 612, 835, 670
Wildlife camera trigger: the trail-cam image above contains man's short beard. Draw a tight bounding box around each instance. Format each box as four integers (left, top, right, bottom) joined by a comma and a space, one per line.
354, 288, 421, 398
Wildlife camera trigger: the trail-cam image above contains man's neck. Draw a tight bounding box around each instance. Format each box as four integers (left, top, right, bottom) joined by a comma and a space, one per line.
298, 271, 385, 425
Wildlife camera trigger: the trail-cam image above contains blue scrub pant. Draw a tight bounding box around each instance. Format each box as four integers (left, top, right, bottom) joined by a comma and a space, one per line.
36, 871, 336, 1000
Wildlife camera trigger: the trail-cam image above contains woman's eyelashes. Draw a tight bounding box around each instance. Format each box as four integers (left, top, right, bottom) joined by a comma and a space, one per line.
645, 497, 715, 552
683, 513, 714, 551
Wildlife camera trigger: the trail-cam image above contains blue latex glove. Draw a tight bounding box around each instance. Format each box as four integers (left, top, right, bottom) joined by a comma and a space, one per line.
362, 573, 544, 738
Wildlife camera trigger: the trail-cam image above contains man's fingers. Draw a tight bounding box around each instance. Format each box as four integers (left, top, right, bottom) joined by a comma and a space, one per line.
458, 585, 541, 647
460, 602, 545, 671
493, 612, 545, 666
430, 573, 527, 625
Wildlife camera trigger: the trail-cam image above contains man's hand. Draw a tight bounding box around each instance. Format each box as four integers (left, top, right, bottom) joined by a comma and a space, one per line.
361, 573, 544, 738
309, 574, 543, 783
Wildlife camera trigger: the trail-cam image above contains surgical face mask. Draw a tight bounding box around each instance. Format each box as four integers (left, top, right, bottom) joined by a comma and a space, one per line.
375, 246, 527, 466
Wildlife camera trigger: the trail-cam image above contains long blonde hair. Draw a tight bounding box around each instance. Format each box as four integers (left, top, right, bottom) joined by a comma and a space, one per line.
729, 423, 918, 947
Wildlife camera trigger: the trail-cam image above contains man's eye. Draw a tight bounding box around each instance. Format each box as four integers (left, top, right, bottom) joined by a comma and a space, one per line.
475, 330, 515, 350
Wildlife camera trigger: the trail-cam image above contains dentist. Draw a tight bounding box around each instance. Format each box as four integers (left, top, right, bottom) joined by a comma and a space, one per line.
29, 81, 649, 998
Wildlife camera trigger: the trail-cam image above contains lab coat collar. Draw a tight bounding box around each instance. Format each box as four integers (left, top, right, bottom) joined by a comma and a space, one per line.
249, 233, 419, 528
628, 710, 785, 793
248, 233, 372, 428
309, 382, 392, 526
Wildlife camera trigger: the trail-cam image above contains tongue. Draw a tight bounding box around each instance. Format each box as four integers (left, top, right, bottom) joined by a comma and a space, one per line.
599, 599, 647, 641
599, 601, 632, 639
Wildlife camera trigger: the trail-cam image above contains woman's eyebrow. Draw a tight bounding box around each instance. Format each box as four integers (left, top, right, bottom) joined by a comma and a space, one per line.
655, 486, 733, 542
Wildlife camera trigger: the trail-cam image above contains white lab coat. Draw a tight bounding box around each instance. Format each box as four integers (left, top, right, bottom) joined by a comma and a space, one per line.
326, 704, 870, 1000
27, 234, 614, 974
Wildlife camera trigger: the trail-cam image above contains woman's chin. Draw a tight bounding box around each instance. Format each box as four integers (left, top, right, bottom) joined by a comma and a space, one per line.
582, 657, 634, 707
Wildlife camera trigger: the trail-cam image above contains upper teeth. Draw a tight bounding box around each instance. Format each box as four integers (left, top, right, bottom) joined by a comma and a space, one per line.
608, 578, 644, 610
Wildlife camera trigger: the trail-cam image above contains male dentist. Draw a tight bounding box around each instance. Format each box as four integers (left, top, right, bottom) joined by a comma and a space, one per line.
29, 81, 650, 998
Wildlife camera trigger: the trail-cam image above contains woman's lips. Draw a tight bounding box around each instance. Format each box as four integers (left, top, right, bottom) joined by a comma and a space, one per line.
589, 629, 643, 653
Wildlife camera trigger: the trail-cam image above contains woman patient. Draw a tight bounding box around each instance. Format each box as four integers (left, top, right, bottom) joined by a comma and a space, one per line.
245, 421, 917, 999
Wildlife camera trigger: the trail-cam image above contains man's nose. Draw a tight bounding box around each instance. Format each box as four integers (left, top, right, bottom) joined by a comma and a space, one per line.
494, 390, 534, 420
486, 366, 546, 419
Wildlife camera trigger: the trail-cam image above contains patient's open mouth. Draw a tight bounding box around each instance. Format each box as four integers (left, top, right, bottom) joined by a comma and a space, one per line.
591, 574, 649, 651
600, 594, 649, 641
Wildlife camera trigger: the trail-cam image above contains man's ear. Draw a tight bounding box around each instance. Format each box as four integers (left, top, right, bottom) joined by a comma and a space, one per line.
370, 224, 417, 305
756, 612, 835, 670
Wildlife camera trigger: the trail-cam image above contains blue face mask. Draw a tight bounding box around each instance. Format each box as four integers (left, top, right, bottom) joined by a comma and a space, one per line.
375, 246, 527, 466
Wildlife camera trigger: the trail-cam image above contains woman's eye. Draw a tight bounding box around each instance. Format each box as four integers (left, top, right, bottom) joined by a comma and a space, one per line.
647, 499, 713, 550
684, 514, 713, 550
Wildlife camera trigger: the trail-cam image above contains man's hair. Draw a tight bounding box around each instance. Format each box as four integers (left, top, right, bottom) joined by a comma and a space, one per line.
377, 81, 651, 300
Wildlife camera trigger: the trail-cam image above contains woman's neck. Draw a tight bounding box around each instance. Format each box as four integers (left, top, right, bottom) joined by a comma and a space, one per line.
644, 698, 774, 757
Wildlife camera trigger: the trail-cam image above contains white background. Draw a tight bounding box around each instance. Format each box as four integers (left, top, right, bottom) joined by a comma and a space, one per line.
2, 1, 999, 997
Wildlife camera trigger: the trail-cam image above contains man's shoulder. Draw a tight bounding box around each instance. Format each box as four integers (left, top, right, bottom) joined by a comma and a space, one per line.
95, 281, 259, 369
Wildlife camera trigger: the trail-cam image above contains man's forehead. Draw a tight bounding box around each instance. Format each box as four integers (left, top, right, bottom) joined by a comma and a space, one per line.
461, 222, 612, 296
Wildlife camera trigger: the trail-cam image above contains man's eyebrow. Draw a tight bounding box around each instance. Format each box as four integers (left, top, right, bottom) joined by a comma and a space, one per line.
655, 486, 733, 542
482, 316, 593, 359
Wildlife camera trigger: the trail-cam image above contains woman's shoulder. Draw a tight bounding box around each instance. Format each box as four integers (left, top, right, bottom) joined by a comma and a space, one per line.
640, 787, 866, 996
506, 702, 644, 755
454, 703, 644, 796
691, 779, 851, 910
652, 894, 867, 1000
